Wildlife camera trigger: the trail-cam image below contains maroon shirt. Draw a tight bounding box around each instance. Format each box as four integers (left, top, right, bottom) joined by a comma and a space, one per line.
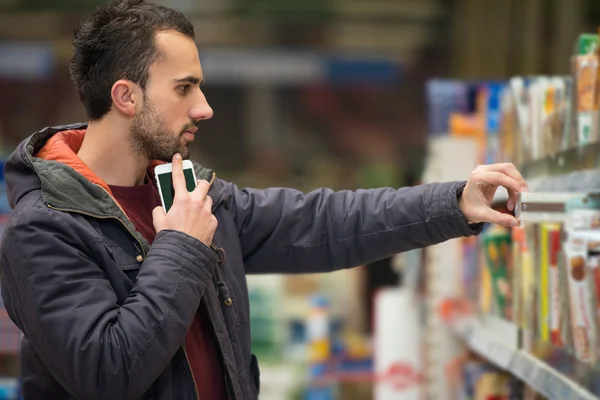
109, 179, 227, 399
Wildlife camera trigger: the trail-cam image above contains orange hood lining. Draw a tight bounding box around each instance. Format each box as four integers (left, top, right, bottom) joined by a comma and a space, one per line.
36, 129, 165, 195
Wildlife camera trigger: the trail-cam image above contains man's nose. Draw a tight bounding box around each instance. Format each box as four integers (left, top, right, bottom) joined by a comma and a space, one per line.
190, 92, 213, 120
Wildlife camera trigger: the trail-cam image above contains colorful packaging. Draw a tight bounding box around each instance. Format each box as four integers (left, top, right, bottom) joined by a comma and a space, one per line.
499, 86, 516, 163
522, 225, 537, 348
474, 371, 511, 400
540, 223, 562, 342
564, 231, 596, 363
558, 249, 575, 351
574, 54, 598, 144
509, 77, 530, 163
563, 204, 600, 363
549, 78, 567, 155
576, 33, 599, 56
547, 225, 565, 347
485, 83, 505, 164
482, 228, 512, 319
511, 227, 525, 326
562, 76, 576, 150
541, 80, 556, 157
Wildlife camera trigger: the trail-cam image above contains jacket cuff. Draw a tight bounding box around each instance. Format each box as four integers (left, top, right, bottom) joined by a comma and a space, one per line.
442, 181, 483, 238
149, 230, 218, 281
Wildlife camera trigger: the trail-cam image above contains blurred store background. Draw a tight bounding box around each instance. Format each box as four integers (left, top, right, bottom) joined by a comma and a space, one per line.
1, 0, 600, 399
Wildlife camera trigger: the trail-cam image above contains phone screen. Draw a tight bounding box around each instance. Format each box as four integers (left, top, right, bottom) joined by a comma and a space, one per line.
157, 168, 197, 212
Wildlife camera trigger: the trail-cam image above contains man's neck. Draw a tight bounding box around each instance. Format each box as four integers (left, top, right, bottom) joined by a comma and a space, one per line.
78, 119, 149, 187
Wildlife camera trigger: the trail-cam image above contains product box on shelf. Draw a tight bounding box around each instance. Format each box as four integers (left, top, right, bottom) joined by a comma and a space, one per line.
461, 359, 523, 400
462, 236, 481, 306
524, 225, 540, 343
540, 223, 561, 343
511, 227, 525, 328
573, 33, 600, 146
545, 224, 565, 347
562, 195, 600, 366
574, 54, 598, 145
481, 227, 513, 320
484, 83, 506, 164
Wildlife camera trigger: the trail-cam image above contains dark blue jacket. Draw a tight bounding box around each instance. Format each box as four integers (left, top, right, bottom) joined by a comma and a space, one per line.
0, 124, 481, 399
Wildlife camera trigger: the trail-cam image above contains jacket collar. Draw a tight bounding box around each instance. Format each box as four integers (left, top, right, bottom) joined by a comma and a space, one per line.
12, 123, 219, 250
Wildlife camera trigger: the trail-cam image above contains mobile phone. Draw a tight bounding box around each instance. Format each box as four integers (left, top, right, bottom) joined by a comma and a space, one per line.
154, 160, 197, 212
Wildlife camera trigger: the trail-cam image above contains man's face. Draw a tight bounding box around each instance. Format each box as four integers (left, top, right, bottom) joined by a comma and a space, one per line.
129, 29, 213, 162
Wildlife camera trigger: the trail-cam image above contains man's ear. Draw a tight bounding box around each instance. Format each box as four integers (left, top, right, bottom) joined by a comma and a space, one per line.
111, 80, 138, 117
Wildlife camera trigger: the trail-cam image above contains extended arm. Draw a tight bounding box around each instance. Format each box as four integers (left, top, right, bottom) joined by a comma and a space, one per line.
225, 180, 481, 274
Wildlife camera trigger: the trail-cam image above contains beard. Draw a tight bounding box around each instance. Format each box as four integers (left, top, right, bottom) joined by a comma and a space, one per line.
129, 99, 196, 162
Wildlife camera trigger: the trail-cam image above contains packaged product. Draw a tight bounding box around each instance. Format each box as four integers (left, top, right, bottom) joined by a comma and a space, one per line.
522, 225, 538, 348
564, 231, 596, 363
563, 201, 600, 363
462, 236, 481, 305
481, 227, 512, 319
499, 86, 516, 163
558, 248, 575, 351
540, 223, 562, 342
509, 77, 530, 163
528, 78, 546, 160
576, 33, 599, 56
474, 370, 511, 400
485, 83, 505, 164
541, 79, 556, 157
549, 78, 567, 154
561, 76, 576, 150
511, 227, 525, 327
546, 225, 565, 347
574, 54, 598, 144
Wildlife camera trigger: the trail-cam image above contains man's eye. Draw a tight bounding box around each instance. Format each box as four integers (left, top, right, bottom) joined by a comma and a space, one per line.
178, 85, 190, 95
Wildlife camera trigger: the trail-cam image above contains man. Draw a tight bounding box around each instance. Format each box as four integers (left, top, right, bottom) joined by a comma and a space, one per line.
0, 1, 526, 399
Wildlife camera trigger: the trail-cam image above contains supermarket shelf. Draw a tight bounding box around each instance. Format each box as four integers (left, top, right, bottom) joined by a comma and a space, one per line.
520, 142, 600, 180
490, 143, 600, 207
492, 167, 600, 206
452, 316, 599, 400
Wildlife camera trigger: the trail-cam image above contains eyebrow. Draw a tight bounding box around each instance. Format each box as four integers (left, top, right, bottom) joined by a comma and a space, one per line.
174, 76, 203, 85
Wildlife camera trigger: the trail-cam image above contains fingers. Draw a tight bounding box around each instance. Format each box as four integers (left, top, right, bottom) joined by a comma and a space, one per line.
506, 192, 517, 212
477, 163, 527, 212
480, 207, 520, 228
171, 154, 186, 195
480, 171, 522, 195
203, 192, 213, 211
480, 163, 528, 191
152, 206, 166, 232
193, 179, 211, 200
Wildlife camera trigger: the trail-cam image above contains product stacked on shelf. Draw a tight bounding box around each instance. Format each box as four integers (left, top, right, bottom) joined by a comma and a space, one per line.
434, 32, 600, 175
433, 30, 600, 400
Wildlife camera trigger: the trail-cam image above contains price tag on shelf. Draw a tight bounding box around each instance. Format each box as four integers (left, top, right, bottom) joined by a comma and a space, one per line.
469, 331, 513, 369
486, 341, 514, 369
510, 352, 598, 400
539, 369, 574, 400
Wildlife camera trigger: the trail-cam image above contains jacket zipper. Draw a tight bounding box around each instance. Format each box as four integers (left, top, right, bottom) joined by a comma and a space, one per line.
46, 203, 203, 399
47, 181, 223, 400
182, 344, 201, 400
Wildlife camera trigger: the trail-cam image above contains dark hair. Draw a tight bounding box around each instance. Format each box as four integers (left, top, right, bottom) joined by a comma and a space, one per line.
70, 0, 195, 120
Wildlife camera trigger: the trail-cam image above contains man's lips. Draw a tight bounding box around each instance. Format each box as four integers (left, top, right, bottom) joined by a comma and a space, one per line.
183, 127, 197, 140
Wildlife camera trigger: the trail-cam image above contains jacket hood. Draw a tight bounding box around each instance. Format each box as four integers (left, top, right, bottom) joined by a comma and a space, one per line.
5, 123, 217, 249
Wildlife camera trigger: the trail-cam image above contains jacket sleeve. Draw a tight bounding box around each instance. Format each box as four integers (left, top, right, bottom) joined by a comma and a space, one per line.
224, 180, 482, 274
0, 204, 218, 400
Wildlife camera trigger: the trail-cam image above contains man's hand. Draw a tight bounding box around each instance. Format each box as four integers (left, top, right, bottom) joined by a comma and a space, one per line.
459, 163, 528, 228
153, 154, 218, 246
